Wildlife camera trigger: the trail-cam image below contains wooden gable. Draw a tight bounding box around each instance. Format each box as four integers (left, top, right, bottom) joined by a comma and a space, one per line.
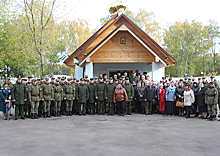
64, 13, 176, 67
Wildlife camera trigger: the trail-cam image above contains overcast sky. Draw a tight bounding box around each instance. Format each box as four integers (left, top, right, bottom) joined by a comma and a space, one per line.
63, 0, 220, 31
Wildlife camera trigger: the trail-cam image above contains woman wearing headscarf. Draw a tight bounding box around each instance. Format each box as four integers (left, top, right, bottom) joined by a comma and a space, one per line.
158, 84, 166, 114
0, 83, 11, 120
183, 84, 195, 118
113, 82, 128, 116
192, 82, 200, 117
197, 83, 207, 119
165, 81, 176, 116
175, 81, 185, 117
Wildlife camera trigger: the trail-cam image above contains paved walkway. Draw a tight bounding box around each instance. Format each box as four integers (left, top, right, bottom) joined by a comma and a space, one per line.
0, 112, 220, 156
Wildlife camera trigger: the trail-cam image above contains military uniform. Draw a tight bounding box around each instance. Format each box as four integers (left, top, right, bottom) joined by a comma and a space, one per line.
41, 79, 54, 118
60, 79, 66, 115
63, 79, 75, 116
50, 78, 56, 116
53, 79, 63, 117
11, 77, 27, 120
76, 79, 89, 115
24, 82, 31, 118
123, 77, 134, 115
205, 82, 218, 121
95, 77, 106, 115
74, 80, 80, 114
87, 79, 96, 115
104, 77, 116, 115
38, 79, 45, 117
71, 79, 76, 115
28, 80, 42, 119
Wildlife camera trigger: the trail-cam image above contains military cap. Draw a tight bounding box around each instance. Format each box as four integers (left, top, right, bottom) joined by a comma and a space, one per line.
37, 78, 40, 81
51, 77, 55, 79
58, 77, 61, 79
210, 81, 214, 84
125, 77, 129, 80
45, 78, 49, 81
85, 75, 88, 78
94, 77, 98, 79
162, 77, 165, 80
169, 78, 172, 80
90, 78, 94, 80
32, 79, 37, 82
40, 77, 44, 80
117, 71, 121, 74
56, 79, 59, 82
76, 79, 79, 82
184, 77, 188, 80
202, 76, 206, 79
99, 76, 103, 79
28, 76, 32, 79
27, 81, 31, 83
137, 73, 141, 76
114, 78, 118, 81
160, 80, 163, 82
143, 72, 147, 75
22, 78, 27, 81
109, 77, 113, 80
188, 78, 191, 80
122, 76, 125, 78
198, 78, 201, 80
8, 77, 11, 80
105, 79, 109, 82
64, 77, 66, 79
80, 78, 85, 81
192, 78, 195, 81
180, 79, 183, 81
67, 78, 72, 81
73, 77, 76, 80
132, 71, 136, 74
119, 77, 122, 80
210, 75, 215, 78
61, 77, 65, 80
17, 76, 22, 79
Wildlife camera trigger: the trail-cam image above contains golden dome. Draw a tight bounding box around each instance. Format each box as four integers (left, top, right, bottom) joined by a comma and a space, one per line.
109, 0, 126, 14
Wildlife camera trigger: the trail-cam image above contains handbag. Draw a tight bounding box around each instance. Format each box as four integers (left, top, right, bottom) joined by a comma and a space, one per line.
176, 100, 184, 108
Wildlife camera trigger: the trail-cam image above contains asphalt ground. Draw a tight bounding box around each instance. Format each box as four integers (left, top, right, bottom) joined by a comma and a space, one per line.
0, 111, 220, 156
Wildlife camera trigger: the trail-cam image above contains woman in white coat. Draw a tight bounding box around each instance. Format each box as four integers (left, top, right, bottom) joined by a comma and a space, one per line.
184, 84, 195, 118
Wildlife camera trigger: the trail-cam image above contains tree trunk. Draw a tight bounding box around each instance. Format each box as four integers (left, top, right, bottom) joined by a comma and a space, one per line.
40, 53, 45, 76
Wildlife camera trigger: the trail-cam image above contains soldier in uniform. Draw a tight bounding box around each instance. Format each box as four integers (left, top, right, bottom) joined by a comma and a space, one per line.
28, 79, 41, 119
24, 81, 31, 118
105, 77, 116, 115
38, 77, 44, 117
210, 76, 219, 88
87, 78, 96, 115
11, 76, 27, 120
205, 81, 218, 121
60, 77, 66, 115
41, 78, 54, 118
76, 78, 89, 116
63, 78, 75, 116
130, 71, 138, 86
7, 78, 13, 89
95, 76, 106, 115
50, 77, 56, 116
74, 79, 80, 115
28, 76, 32, 83
53, 79, 63, 117
202, 77, 209, 88
123, 77, 134, 115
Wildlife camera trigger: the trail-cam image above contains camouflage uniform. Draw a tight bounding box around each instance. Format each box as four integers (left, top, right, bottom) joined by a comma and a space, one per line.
205, 83, 218, 121
63, 80, 75, 116
53, 80, 63, 117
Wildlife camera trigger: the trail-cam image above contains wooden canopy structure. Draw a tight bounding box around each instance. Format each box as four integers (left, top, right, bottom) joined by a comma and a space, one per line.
64, 13, 176, 69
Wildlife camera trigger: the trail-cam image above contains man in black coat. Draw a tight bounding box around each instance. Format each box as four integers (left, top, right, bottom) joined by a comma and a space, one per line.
145, 81, 155, 115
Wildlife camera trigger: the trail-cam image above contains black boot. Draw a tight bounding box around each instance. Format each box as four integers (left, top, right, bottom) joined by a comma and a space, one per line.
98, 110, 101, 115
38, 111, 41, 117
35, 113, 39, 119
31, 113, 35, 119
47, 111, 51, 118
128, 110, 132, 115
44, 112, 47, 118
69, 111, 72, 116
66, 111, 69, 116
57, 111, 61, 117
54, 112, 57, 117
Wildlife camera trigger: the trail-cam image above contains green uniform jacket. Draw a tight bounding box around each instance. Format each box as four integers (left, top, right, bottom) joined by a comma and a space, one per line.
205, 86, 218, 105
87, 83, 96, 103
11, 82, 27, 105
123, 83, 134, 102
104, 82, 116, 103
28, 84, 41, 102
63, 83, 75, 101
76, 84, 89, 103
53, 84, 63, 101
95, 82, 105, 101
129, 76, 139, 85
42, 83, 54, 101
203, 82, 209, 88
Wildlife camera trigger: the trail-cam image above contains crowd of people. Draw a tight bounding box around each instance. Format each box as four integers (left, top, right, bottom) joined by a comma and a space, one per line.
0, 70, 219, 122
